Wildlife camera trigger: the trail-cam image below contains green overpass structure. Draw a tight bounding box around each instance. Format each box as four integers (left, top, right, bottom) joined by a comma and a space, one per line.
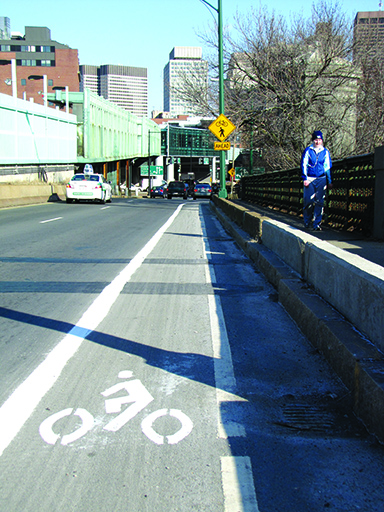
0, 88, 230, 188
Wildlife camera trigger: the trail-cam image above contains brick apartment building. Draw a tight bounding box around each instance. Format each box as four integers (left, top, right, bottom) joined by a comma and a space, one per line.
0, 21, 79, 108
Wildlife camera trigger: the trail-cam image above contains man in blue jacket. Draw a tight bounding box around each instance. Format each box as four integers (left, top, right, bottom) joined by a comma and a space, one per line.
301, 130, 332, 231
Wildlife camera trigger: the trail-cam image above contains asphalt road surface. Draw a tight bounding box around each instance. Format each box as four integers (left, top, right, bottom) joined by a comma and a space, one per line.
0, 197, 383, 512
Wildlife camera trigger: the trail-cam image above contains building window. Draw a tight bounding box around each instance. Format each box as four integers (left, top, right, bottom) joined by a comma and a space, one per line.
48, 79, 53, 86
42, 46, 51, 53
0, 44, 10, 51
21, 79, 26, 86
41, 60, 51, 67
21, 45, 36, 52
21, 59, 37, 66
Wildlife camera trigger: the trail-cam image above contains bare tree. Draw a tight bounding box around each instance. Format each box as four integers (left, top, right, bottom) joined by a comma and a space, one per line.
177, 1, 359, 170
225, 1, 357, 170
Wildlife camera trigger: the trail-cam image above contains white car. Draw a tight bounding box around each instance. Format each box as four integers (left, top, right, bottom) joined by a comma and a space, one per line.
66, 173, 112, 204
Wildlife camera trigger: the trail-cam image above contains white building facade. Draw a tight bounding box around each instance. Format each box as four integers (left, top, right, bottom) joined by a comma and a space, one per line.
163, 46, 208, 116
80, 64, 148, 117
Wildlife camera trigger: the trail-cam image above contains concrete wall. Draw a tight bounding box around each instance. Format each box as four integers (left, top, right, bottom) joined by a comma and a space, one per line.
212, 196, 384, 353
0, 92, 77, 165
0, 183, 66, 207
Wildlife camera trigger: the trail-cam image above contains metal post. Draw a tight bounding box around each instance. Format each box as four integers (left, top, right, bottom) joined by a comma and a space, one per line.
11, 59, 17, 99
65, 86, 69, 114
43, 75, 47, 108
189, 134, 193, 175
148, 131, 151, 197
201, 0, 227, 198
217, 0, 227, 198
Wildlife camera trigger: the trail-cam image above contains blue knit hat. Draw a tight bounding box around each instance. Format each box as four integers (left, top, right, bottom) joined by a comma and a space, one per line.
312, 130, 323, 140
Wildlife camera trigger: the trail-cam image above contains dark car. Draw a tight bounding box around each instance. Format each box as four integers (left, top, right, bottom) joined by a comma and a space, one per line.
150, 185, 167, 198
167, 181, 188, 199
192, 183, 212, 200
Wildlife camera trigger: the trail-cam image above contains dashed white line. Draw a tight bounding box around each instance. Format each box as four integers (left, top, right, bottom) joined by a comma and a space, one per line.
40, 217, 63, 224
199, 205, 258, 512
221, 456, 260, 512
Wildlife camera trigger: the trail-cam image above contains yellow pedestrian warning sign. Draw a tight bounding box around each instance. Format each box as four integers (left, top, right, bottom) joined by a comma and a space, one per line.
228, 168, 236, 177
209, 114, 236, 142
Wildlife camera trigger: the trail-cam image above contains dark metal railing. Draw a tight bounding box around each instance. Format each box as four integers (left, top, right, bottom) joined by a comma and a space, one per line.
240, 152, 375, 234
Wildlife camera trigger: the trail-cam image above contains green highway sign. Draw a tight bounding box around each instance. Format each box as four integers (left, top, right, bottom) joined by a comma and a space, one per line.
140, 165, 163, 176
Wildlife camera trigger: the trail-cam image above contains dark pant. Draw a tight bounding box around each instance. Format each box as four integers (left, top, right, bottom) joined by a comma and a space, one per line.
303, 176, 327, 228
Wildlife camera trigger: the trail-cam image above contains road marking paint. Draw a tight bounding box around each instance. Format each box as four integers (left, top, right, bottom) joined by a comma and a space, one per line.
100, 206, 111, 210
221, 456, 260, 512
141, 409, 193, 445
39, 407, 94, 446
0, 204, 184, 457
200, 206, 258, 511
200, 206, 246, 439
40, 217, 63, 224
102, 379, 154, 432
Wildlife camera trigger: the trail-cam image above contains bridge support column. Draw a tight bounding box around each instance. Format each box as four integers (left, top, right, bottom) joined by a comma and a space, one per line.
167, 163, 175, 182
116, 160, 120, 188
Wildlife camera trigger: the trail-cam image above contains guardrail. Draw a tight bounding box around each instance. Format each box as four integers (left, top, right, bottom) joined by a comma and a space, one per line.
240, 152, 375, 235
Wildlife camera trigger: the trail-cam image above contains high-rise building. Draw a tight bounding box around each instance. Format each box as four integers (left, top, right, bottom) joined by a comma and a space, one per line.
163, 46, 208, 116
0, 17, 11, 40
353, 11, 384, 61
79, 64, 148, 117
79, 64, 99, 95
0, 23, 79, 106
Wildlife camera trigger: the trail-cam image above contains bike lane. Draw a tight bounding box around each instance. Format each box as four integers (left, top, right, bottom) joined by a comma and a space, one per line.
0, 201, 258, 512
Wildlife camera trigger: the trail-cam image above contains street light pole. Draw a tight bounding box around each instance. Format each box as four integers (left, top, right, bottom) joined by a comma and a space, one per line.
148, 130, 151, 197
200, 0, 227, 198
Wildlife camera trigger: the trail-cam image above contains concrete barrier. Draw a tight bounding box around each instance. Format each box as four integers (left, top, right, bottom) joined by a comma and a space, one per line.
0, 183, 66, 208
211, 195, 384, 443
212, 196, 384, 352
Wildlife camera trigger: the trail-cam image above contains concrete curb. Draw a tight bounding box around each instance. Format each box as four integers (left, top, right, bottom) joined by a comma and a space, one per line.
210, 198, 384, 444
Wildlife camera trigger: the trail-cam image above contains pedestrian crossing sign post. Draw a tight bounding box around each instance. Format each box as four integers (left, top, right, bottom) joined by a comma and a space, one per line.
209, 114, 236, 142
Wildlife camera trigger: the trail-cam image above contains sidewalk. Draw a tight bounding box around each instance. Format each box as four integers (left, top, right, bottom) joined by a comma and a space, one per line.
211, 197, 384, 444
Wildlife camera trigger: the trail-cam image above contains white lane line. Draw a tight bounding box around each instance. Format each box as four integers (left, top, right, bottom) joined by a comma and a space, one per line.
200, 206, 258, 511
200, 206, 246, 439
0, 204, 184, 457
221, 456, 260, 512
40, 217, 63, 224
100, 206, 111, 210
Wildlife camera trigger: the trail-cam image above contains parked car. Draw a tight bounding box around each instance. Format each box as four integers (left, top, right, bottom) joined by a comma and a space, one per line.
150, 185, 167, 198
166, 181, 188, 199
66, 173, 112, 204
192, 183, 212, 200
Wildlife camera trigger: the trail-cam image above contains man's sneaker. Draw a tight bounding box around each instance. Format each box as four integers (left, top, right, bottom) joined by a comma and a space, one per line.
312, 225, 322, 231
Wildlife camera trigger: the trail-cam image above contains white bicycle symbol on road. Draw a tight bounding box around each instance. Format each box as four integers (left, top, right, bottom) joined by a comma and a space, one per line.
39, 370, 193, 446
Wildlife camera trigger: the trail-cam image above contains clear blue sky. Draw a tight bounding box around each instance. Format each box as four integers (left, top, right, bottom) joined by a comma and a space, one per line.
3, 0, 380, 113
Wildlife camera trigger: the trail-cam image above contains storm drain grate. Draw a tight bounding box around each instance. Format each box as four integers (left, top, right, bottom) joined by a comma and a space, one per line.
276, 394, 368, 437
281, 403, 337, 433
